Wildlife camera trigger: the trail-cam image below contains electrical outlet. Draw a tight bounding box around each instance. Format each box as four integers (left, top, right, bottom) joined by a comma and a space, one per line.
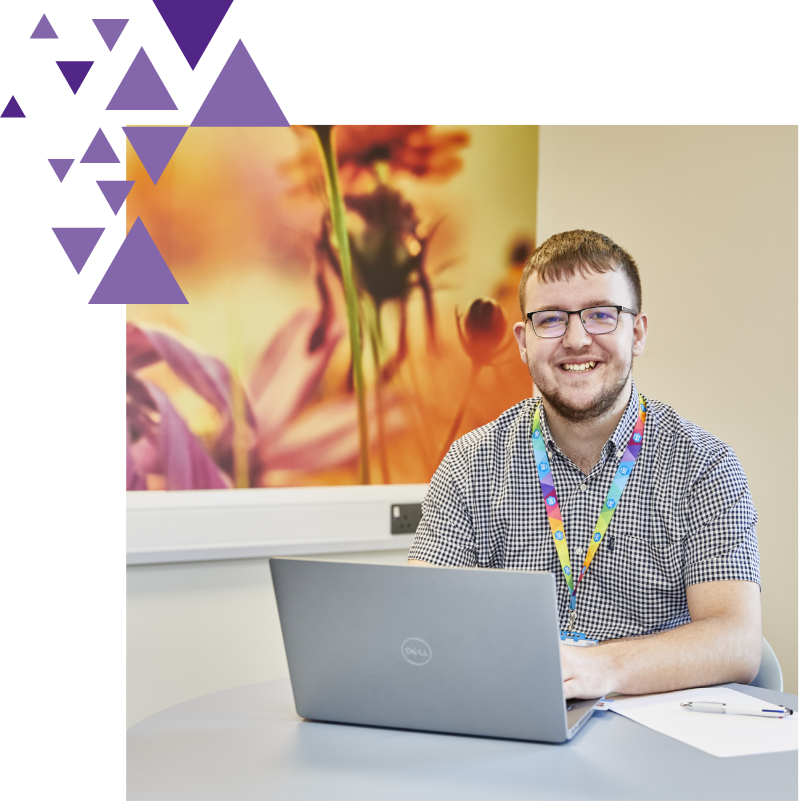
390, 503, 422, 534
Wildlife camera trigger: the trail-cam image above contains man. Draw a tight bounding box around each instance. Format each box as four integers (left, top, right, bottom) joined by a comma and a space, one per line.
408, 230, 761, 699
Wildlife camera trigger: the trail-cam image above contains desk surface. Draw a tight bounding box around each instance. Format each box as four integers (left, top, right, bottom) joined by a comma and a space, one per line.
128, 679, 798, 800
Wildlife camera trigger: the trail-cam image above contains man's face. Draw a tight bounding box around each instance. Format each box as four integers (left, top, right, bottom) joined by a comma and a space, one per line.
512, 268, 648, 422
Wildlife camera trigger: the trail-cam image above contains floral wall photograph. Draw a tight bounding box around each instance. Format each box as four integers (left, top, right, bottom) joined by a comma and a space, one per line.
126, 125, 539, 490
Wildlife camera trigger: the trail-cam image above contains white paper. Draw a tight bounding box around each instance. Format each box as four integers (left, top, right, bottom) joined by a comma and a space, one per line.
609, 686, 798, 757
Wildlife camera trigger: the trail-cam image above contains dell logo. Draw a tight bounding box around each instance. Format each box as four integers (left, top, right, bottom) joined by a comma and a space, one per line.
401, 637, 432, 666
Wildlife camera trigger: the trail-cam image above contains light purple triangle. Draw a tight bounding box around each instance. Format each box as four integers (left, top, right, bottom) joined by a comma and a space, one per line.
1, 97, 25, 118
89, 217, 188, 304
107, 48, 178, 111
192, 40, 289, 127
97, 180, 135, 215
52, 228, 104, 274
56, 61, 94, 94
81, 128, 119, 163
48, 158, 74, 182
31, 14, 57, 39
122, 126, 188, 184
92, 18, 128, 51
152, 0, 234, 70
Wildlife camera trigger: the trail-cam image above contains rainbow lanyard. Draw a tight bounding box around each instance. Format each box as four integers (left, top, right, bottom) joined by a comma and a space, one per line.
530, 394, 647, 633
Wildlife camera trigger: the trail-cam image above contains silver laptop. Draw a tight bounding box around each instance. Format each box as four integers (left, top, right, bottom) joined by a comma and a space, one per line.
270, 558, 601, 743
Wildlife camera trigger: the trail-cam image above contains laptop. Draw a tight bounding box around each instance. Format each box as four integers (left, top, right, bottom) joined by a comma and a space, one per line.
269, 558, 601, 743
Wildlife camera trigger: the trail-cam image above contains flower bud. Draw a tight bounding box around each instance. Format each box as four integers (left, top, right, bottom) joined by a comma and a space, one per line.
457, 297, 508, 366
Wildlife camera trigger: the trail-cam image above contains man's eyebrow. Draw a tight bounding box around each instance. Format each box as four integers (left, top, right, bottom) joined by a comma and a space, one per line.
530, 300, 617, 312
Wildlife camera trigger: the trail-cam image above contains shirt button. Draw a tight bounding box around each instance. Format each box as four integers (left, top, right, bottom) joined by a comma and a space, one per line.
580, 484, 587, 491
547, 450, 552, 458
617, 450, 623, 458
574, 547, 584, 556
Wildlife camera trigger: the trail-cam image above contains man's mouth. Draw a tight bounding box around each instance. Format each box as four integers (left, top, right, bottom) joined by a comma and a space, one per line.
560, 361, 597, 373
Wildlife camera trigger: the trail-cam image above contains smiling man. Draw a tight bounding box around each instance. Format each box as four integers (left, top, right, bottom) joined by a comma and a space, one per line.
408, 230, 762, 699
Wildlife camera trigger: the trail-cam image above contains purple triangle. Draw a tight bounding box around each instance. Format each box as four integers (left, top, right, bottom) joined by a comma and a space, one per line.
52, 228, 104, 274
56, 61, 94, 94
48, 158, 74, 182
97, 180, 135, 215
152, 0, 234, 70
192, 40, 289, 127
107, 48, 178, 111
1, 97, 25, 118
81, 129, 119, 163
122, 126, 187, 184
31, 14, 57, 39
92, 18, 128, 51
89, 217, 188, 304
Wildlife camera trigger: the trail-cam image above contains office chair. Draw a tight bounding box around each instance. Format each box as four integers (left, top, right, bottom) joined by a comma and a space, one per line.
749, 637, 783, 692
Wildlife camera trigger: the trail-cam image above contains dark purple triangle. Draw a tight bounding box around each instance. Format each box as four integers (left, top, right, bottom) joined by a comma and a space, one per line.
122, 126, 188, 184
81, 128, 119, 163
192, 40, 289, 127
56, 61, 94, 94
1, 97, 25, 118
151, 0, 235, 70
89, 217, 188, 304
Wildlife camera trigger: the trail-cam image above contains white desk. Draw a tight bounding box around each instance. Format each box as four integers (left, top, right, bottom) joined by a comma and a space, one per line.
127, 679, 797, 800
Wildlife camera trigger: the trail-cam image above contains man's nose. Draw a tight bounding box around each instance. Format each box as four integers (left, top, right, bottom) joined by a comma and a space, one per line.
562, 312, 592, 349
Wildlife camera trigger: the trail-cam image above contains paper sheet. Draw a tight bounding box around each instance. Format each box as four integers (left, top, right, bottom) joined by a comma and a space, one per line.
609, 686, 798, 757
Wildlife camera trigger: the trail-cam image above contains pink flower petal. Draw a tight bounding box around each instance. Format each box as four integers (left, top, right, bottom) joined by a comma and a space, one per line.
146, 381, 231, 490
250, 309, 343, 436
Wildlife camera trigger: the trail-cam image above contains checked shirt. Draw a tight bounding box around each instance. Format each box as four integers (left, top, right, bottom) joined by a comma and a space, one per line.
408, 381, 760, 642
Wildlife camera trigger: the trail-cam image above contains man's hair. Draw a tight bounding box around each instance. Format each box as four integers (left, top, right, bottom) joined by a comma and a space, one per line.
518, 230, 642, 318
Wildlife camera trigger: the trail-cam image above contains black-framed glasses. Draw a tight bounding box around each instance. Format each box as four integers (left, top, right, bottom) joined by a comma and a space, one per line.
526, 305, 637, 338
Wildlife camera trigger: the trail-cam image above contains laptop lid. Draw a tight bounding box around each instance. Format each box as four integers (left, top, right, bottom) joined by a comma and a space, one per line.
270, 558, 597, 743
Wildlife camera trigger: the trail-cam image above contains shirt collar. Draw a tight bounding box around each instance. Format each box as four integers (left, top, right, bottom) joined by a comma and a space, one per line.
536, 379, 641, 457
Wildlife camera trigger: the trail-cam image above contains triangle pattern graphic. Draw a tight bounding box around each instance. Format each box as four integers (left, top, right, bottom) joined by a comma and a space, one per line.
123, 126, 188, 184
52, 228, 104, 274
97, 180, 135, 215
1, 97, 25, 118
81, 129, 119, 163
107, 48, 178, 111
192, 40, 289, 127
93, 18, 128, 51
152, 0, 235, 70
89, 217, 188, 304
56, 61, 94, 94
48, 158, 74, 182
31, 14, 57, 39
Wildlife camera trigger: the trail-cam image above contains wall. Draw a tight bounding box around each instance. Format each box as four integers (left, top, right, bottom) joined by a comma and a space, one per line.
536, 125, 797, 692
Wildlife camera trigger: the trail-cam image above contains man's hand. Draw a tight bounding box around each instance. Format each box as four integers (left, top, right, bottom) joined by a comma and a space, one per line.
559, 579, 762, 699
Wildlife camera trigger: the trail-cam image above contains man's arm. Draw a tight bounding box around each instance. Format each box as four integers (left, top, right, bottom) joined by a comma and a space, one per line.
560, 579, 762, 699
407, 559, 435, 566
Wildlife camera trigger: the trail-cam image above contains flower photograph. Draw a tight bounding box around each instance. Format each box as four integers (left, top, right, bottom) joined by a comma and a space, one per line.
125, 125, 539, 490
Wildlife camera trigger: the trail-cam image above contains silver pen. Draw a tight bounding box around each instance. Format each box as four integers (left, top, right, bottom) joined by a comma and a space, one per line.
680, 701, 793, 718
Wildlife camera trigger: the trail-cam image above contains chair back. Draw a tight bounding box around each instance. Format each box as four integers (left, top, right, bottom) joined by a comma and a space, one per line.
749, 637, 783, 692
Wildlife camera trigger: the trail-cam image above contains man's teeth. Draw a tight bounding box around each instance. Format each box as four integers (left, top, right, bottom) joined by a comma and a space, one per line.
562, 361, 597, 372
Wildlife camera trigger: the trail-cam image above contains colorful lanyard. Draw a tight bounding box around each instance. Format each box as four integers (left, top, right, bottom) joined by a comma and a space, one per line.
530, 394, 647, 632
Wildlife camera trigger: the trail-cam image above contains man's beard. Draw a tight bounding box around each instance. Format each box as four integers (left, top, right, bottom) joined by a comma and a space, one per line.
530, 347, 633, 423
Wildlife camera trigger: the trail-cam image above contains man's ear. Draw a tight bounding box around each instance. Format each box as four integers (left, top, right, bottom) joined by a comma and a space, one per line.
513, 320, 529, 364
632, 311, 648, 357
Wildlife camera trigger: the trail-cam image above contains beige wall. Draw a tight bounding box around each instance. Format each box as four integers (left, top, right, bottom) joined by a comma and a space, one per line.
536, 126, 798, 692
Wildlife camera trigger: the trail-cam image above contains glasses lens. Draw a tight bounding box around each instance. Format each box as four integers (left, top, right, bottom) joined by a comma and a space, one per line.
581, 307, 619, 334
532, 310, 568, 337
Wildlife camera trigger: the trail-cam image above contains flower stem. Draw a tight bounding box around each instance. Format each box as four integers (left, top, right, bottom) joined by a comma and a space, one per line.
438, 362, 481, 464
313, 125, 370, 484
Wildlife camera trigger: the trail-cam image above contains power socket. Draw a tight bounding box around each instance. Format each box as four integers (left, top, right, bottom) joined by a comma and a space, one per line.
390, 503, 422, 535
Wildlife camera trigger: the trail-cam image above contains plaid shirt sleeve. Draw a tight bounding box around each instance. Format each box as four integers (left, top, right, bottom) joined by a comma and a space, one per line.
408, 443, 478, 567
682, 443, 760, 587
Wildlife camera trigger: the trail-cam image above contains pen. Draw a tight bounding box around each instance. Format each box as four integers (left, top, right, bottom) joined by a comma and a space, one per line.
680, 702, 794, 718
